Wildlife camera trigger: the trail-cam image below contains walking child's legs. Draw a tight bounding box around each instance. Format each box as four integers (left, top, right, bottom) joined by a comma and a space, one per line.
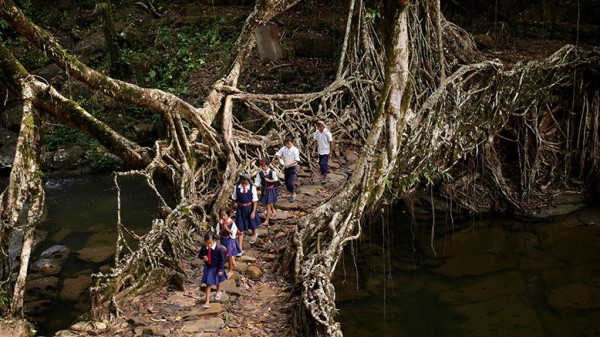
237, 232, 244, 250
319, 154, 329, 176
285, 166, 297, 198
264, 204, 272, 225
268, 204, 276, 218
284, 168, 292, 194
204, 284, 211, 305
228, 256, 236, 271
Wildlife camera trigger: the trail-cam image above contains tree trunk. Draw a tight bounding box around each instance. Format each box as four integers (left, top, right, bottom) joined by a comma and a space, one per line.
0, 72, 45, 317
97, 0, 121, 75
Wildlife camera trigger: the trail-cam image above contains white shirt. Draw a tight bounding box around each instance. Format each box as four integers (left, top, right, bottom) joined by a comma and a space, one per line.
276, 145, 300, 166
231, 183, 258, 202
216, 218, 238, 239
254, 168, 279, 186
314, 128, 333, 155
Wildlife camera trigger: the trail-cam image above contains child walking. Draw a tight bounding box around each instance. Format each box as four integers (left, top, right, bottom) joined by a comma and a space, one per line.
216, 207, 242, 273
254, 157, 279, 226
312, 120, 334, 184
231, 173, 261, 246
198, 232, 227, 308
275, 135, 300, 202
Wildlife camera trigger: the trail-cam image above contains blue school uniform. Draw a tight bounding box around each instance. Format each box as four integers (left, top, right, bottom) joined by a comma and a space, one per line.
258, 169, 278, 205
233, 185, 261, 232
219, 219, 242, 257
199, 243, 228, 285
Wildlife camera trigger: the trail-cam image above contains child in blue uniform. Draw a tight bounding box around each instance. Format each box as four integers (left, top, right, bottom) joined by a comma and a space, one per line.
216, 207, 242, 273
231, 173, 261, 246
198, 232, 227, 308
254, 158, 279, 226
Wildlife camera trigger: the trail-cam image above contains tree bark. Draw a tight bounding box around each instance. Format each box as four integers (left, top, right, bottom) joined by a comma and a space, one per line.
0, 74, 45, 317
97, 0, 121, 75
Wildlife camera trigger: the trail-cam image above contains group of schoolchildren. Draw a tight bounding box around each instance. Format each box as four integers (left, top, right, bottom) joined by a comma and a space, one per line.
199, 121, 334, 308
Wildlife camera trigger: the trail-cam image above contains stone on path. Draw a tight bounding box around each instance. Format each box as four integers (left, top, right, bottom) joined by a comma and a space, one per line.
77, 246, 114, 263
220, 278, 242, 296
212, 290, 231, 303
235, 261, 248, 273
166, 292, 196, 306
239, 255, 256, 263
181, 317, 224, 333
344, 150, 359, 162
297, 185, 322, 196
271, 210, 293, 221
190, 257, 204, 268
297, 170, 312, 178
183, 303, 225, 320
275, 199, 297, 211
246, 265, 263, 280
325, 172, 346, 185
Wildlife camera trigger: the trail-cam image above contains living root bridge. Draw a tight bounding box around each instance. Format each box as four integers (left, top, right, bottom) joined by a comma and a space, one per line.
0, 0, 599, 336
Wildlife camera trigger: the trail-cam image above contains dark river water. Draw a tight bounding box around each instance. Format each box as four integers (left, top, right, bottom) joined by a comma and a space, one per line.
335, 205, 600, 337
31, 174, 159, 334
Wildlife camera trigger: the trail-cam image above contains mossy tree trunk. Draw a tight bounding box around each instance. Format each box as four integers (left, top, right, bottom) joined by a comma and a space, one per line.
97, 0, 122, 75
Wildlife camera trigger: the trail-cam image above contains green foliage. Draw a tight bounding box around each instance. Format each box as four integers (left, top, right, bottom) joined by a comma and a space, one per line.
0, 18, 9, 31
45, 124, 123, 171
365, 5, 382, 21
137, 17, 232, 96
82, 148, 123, 171
45, 125, 95, 151
0, 281, 10, 314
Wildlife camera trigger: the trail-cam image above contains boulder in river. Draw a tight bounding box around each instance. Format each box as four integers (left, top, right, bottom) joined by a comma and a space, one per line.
59, 274, 92, 302
516, 191, 588, 218
31, 258, 61, 276
23, 299, 53, 316
25, 276, 59, 299
40, 245, 71, 264
547, 282, 600, 311
52, 143, 86, 171
77, 245, 115, 264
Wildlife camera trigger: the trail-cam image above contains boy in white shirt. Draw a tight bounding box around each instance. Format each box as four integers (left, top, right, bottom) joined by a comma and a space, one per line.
275, 135, 300, 202
312, 121, 334, 184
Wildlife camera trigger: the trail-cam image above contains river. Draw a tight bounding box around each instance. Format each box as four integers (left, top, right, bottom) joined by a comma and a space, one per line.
30, 174, 160, 334
335, 204, 600, 337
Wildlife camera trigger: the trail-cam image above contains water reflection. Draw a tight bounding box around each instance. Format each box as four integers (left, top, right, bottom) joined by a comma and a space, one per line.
335, 206, 600, 337
29, 174, 161, 334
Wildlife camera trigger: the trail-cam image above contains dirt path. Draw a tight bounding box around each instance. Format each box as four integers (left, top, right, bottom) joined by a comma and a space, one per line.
61, 153, 355, 337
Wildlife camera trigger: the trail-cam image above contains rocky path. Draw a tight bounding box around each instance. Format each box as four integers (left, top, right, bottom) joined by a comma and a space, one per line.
59, 152, 357, 337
